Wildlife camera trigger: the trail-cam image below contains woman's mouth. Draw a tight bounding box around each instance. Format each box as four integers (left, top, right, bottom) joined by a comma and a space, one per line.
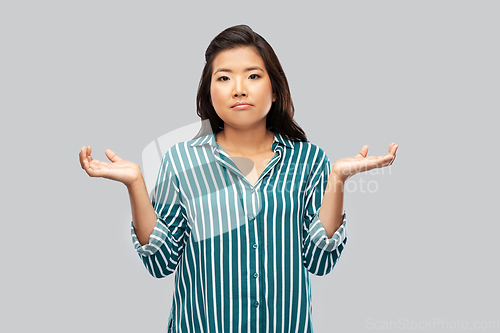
232, 102, 252, 110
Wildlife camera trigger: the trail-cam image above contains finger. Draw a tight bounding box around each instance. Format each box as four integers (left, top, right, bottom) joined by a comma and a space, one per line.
86, 158, 108, 176
81, 153, 91, 171
387, 144, 398, 166
83, 154, 97, 170
355, 156, 381, 172
383, 153, 396, 167
380, 143, 398, 161
388, 153, 397, 166
358, 145, 369, 158
85, 146, 93, 163
370, 154, 394, 168
390, 143, 398, 155
80, 146, 104, 177
79, 146, 86, 169
105, 149, 122, 163
85, 163, 104, 177
88, 158, 101, 167
82, 146, 92, 167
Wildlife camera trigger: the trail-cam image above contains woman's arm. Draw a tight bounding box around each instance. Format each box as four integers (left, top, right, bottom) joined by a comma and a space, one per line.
80, 145, 190, 278
127, 176, 157, 246
302, 148, 347, 276
318, 173, 345, 238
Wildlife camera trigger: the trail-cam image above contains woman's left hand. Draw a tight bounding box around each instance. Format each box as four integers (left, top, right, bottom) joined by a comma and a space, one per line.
332, 143, 399, 182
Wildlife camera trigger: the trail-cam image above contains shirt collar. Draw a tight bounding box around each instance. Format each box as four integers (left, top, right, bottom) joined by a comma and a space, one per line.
190, 129, 295, 150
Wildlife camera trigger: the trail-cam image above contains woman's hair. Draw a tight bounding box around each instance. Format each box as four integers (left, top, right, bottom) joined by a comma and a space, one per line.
191, 24, 308, 142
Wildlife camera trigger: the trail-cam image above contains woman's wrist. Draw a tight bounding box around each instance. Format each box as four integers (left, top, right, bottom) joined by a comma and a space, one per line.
330, 167, 348, 184
325, 170, 346, 194
126, 171, 146, 192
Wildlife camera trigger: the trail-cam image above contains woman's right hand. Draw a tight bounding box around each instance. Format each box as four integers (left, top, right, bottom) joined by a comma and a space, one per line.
79, 146, 142, 187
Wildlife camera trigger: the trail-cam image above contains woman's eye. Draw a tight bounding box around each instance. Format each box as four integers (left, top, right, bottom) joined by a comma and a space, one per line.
249, 74, 260, 80
217, 76, 229, 82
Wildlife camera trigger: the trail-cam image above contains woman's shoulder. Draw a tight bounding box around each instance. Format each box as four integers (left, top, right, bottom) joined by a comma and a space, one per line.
290, 139, 329, 161
161, 133, 213, 163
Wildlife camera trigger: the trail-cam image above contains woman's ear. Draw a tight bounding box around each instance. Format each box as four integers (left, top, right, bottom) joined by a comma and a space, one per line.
272, 92, 276, 102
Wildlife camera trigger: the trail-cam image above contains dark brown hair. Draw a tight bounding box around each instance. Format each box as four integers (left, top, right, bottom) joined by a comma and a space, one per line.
191, 24, 308, 142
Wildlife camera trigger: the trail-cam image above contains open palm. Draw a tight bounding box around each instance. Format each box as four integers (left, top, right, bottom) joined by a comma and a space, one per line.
79, 146, 142, 187
332, 143, 398, 181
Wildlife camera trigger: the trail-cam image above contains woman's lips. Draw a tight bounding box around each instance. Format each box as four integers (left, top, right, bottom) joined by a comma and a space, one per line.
231, 104, 252, 110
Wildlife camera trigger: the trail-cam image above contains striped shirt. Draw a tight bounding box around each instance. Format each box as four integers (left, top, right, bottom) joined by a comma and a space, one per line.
131, 129, 348, 333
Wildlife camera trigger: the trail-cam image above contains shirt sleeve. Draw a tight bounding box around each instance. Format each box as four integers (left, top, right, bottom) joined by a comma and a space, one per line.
302, 147, 348, 276
130, 149, 190, 278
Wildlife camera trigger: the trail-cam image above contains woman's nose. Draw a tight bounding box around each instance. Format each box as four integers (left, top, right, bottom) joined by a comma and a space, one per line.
232, 79, 247, 97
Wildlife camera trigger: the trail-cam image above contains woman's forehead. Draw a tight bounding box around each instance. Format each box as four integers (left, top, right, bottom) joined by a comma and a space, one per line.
212, 46, 265, 72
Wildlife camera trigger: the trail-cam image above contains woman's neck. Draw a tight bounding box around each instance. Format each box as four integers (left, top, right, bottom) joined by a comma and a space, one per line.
216, 126, 274, 155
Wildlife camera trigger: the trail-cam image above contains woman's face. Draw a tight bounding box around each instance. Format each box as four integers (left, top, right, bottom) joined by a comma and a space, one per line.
210, 46, 276, 130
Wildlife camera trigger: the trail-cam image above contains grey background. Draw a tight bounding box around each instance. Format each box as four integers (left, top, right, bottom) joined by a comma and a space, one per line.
1, 0, 498, 332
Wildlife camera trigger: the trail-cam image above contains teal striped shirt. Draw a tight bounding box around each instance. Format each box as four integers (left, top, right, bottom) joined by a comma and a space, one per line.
131, 130, 348, 333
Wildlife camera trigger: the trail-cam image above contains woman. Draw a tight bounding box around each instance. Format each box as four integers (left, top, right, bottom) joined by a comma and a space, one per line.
79, 24, 398, 333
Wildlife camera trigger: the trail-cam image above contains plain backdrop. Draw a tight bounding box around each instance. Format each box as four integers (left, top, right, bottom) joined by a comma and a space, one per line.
1, 0, 498, 332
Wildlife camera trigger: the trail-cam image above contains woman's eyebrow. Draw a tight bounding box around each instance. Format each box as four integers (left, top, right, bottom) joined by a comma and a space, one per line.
213, 66, 264, 76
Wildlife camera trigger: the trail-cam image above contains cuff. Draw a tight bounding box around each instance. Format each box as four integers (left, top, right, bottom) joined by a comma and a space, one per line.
309, 210, 347, 252
130, 218, 169, 257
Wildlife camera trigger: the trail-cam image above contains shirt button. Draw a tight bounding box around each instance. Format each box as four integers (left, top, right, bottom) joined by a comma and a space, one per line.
254, 301, 259, 307
253, 272, 259, 278
248, 215, 255, 221
252, 243, 258, 249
